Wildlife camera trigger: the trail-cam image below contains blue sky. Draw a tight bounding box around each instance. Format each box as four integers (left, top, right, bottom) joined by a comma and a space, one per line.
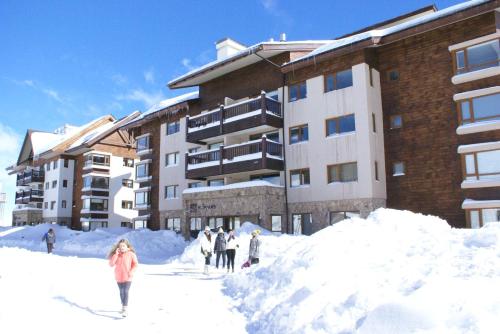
0, 0, 467, 224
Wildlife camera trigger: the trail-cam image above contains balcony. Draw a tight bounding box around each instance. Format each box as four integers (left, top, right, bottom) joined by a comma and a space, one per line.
83, 153, 110, 172
185, 136, 283, 179
15, 189, 44, 204
186, 92, 282, 143
16, 170, 44, 186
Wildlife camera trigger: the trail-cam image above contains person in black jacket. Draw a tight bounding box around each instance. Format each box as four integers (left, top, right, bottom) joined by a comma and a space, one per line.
213, 227, 227, 269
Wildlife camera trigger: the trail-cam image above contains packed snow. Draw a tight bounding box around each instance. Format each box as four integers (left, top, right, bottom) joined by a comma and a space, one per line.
1, 208, 500, 334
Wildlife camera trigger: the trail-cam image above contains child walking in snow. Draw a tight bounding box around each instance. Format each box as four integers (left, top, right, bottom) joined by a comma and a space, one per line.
108, 239, 138, 317
42, 228, 56, 254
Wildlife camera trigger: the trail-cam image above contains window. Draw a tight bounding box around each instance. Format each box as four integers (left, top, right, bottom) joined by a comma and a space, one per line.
271, 215, 282, 232
64, 159, 69, 168
84, 154, 110, 167
375, 161, 379, 181
121, 222, 130, 228
463, 150, 500, 181
468, 208, 500, 228
372, 113, 376, 132
123, 158, 134, 167
228, 216, 240, 231
208, 142, 223, 150
83, 198, 108, 211
136, 163, 149, 178
388, 70, 399, 81
135, 191, 150, 206
289, 124, 308, 144
390, 115, 403, 129
136, 136, 150, 152
329, 211, 360, 225
166, 120, 180, 135
50, 201, 55, 210
290, 169, 310, 187
52, 180, 57, 188
250, 173, 281, 185
292, 213, 311, 235
61, 200, 67, 209
188, 182, 203, 188
458, 93, 500, 125
63, 180, 68, 188
393, 162, 405, 176
166, 152, 180, 167
250, 131, 280, 143
166, 217, 181, 232
325, 115, 355, 136
325, 69, 353, 92
190, 217, 202, 231
188, 147, 201, 154
44, 202, 48, 209
328, 163, 358, 183
208, 217, 223, 229
45, 182, 49, 190
53, 160, 58, 169
454, 39, 499, 74
83, 176, 109, 189
122, 179, 133, 188
289, 81, 307, 102
46, 163, 50, 171
208, 179, 224, 187
122, 200, 133, 209
165, 185, 179, 199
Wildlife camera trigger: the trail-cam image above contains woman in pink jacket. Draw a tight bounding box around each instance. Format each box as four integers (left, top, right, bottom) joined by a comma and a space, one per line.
108, 239, 138, 317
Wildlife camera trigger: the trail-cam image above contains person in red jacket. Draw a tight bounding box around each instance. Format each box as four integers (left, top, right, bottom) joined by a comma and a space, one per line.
108, 239, 138, 317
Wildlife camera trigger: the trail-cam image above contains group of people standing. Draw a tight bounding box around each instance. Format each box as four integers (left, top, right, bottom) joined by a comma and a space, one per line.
200, 226, 261, 275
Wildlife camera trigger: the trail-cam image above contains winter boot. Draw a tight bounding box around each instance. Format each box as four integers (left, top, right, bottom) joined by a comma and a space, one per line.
227, 267, 230, 273
204, 265, 209, 275
122, 306, 128, 317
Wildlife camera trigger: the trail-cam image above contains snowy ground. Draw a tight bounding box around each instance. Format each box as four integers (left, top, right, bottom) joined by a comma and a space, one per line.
1, 209, 500, 334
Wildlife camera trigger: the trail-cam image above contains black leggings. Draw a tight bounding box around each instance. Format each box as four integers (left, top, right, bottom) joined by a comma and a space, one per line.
205, 253, 211, 265
215, 251, 226, 268
226, 249, 236, 270
117, 282, 132, 306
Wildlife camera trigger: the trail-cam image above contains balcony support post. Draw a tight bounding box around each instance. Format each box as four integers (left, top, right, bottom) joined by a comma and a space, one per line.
260, 91, 266, 123
185, 115, 190, 141
219, 145, 224, 175
261, 136, 267, 169
219, 105, 224, 136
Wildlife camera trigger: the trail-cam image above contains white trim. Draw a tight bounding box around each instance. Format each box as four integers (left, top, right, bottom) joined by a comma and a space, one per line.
451, 67, 500, 85
83, 164, 110, 171
136, 176, 152, 183
133, 204, 151, 210
456, 120, 500, 135
136, 159, 152, 165
461, 179, 500, 189
462, 199, 500, 209
457, 141, 500, 154
83, 150, 112, 157
80, 218, 108, 222
81, 187, 109, 192
80, 209, 109, 214
135, 133, 151, 140
81, 195, 109, 200
137, 149, 153, 156
448, 32, 500, 51
133, 214, 150, 221
134, 187, 151, 192
453, 86, 500, 101
82, 172, 110, 177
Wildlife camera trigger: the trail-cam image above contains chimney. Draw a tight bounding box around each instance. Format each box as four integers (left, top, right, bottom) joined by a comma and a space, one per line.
215, 38, 247, 60
279, 33, 286, 42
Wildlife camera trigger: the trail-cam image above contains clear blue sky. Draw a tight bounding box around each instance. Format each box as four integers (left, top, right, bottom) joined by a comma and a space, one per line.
0, 0, 466, 224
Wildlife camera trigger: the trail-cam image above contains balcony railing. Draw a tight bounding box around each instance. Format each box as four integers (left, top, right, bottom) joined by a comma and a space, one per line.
16, 170, 44, 186
186, 92, 282, 143
15, 189, 44, 204
185, 137, 283, 179
453, 37, 499, 75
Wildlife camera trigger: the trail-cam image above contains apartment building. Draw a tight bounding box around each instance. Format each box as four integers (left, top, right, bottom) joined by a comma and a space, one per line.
7, 113, 140, 230
121, 0, 499, 237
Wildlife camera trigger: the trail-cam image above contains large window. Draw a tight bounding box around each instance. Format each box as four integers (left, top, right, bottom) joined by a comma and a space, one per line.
188, 182, 203, 188
468, 208, 500, 228
463, 150, 500, 181
166, 120, 180, 135
325, 69, 353, 92
166, 217, 181, 232
326, 115, 355, 136
83, 176, 109, 189
136, 135, 150, 152
166, 152, 180, 167
329, 211, 360, 225
271, 215, 282, 232
458, 93, 500, 125
292, 213, 311, 235
454, 39, 499, 74
289, 81, 307, 102
190, 217, 202, 231
83, 198, 108, 211
135, 191, 150, 206
289, 125, 308, 144
165, 185, 179, 199
122, 200, 133, 209
250, 173, 281, 185
328, 163, 358, 183
208, 179, 224, 187
136, 163, 150, 178
290, 169, 310, 187
84, 153, 110, 167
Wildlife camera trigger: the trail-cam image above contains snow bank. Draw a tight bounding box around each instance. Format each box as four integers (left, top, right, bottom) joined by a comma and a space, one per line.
224, 209, 500, 334
0, 223, 187, 264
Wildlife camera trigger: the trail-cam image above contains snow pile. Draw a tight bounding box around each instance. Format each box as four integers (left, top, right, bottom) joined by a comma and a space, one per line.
224, 208, 500, 333
0, 223, 187, 263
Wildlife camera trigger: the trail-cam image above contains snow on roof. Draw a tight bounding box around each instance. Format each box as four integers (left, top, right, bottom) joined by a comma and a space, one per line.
121, 91, 199, 128
168, 40, 333, 86
183, 180, 283, 194
288, 0, 490, 65
68, 121, 117, 149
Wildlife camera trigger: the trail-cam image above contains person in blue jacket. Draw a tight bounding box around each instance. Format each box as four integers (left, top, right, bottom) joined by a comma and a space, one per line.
42, 228, 56, 253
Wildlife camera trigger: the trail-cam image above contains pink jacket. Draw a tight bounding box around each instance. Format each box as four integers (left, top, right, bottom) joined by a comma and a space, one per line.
109, 251, 138, 283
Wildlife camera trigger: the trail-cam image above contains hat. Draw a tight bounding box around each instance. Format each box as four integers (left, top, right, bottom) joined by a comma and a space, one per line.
204, 226, 210, 232
252, 229, 261, 236
218, 227, 224, 233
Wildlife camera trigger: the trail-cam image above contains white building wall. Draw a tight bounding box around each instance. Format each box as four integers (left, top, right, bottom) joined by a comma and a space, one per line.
108, 155, 138, 227
284, 62, 386, 203
42, 158, 74, 223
